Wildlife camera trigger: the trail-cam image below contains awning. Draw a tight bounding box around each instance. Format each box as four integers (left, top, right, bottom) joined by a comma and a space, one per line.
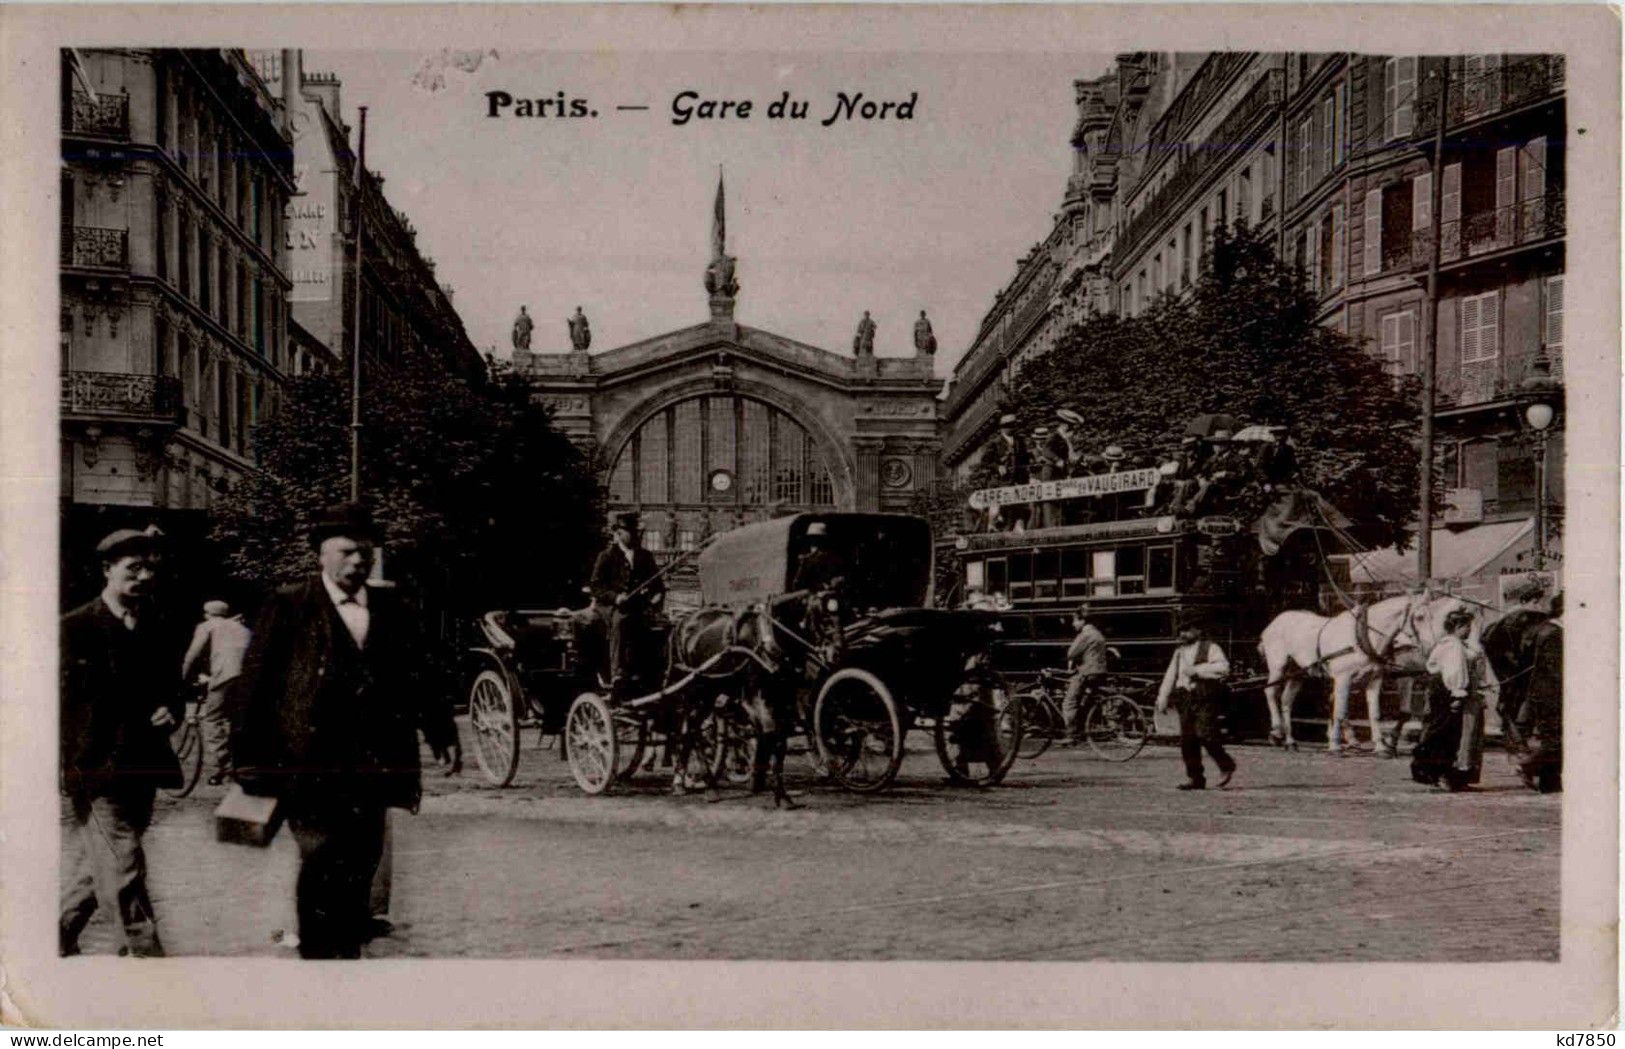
1348, 519, 1535, 585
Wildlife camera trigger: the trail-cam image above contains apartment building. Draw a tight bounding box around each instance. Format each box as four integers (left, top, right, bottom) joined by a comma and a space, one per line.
60, 48, 297, 575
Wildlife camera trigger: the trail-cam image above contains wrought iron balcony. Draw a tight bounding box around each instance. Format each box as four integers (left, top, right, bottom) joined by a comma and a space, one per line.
60, 371, 183, 421
65, 89, 130, 138
1405, 192, 1565, 270
1415, 55, 1565, 132
1116, 69, 1282, 263
60, 225, 128, 269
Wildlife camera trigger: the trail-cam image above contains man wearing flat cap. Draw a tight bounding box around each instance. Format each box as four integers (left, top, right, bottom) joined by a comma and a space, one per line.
231, 503, 460, 959
590, 511, 665, 695
60, 525, 185, 956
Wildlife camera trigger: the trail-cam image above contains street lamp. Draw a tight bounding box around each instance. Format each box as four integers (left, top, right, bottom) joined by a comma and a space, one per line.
1520, 353, 1560, 567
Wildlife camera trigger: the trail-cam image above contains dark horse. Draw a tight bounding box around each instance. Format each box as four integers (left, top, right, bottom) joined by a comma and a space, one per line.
1480, 597, 1563, 792
665, 594, 838, 809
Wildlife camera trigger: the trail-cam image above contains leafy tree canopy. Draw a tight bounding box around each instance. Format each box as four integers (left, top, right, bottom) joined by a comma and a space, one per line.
210, 354, 604, 613
999, 221, 1425, 551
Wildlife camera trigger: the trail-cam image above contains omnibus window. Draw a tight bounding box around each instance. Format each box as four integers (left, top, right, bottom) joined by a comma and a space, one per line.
1061, 547, 1089, 599
1008, 551, 1033, 601
1147, 544, 1175, 592
1091, 549, 1116, 597
986, 557, 1008, 600
965, 559, 985, 592
1117, 544, 1146, 596
1033, 549, 1059, 601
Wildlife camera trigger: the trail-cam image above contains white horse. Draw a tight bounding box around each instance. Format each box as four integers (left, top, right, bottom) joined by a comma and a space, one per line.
1258, 592, 1469, 753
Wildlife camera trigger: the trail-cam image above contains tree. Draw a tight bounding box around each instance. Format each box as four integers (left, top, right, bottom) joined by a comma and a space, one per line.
1004, 222, 1426, 551
210, 353, 604, 618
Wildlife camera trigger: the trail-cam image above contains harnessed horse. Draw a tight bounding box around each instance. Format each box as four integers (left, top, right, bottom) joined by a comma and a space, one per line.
663, 589, 842, 808
1258, 592, 1470, 753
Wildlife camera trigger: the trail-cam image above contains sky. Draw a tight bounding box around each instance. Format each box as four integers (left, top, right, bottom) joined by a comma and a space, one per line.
308, 48, 1113, 379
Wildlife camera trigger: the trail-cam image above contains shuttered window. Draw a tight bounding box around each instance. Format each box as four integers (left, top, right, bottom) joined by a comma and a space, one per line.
1363, 188, 1383, 275
1521, 135, 1547, 201
1322, 95, 1336, 174
1334, 81, 1348, 167
1385, 57, 1417, 140
1296, 116, 1314, 197
1412, 172, 1431, 232
1330, 201, 1346, 287
1543, 275, 1564, 353
1381, 309, 1417, 375
1459, 291, 1499, 364
1441, 163, 1462, 221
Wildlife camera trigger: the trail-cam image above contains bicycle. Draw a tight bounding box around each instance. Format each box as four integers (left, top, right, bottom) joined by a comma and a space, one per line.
163, 698, 205, 798
1016, 669, 1152, 762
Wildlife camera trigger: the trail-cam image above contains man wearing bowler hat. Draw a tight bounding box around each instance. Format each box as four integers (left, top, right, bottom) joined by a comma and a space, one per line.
590, 511, 665, 696
231, 503, 460, 959
60, 525, 186, 956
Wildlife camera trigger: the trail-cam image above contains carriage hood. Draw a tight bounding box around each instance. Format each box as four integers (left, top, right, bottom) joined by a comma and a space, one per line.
697, 513, 933, 609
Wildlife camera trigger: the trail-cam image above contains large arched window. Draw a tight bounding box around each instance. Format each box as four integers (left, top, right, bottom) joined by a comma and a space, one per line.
608, 394, 836, 550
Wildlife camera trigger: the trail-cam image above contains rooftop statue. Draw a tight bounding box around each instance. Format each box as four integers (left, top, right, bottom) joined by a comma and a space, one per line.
511, 305, 533, 351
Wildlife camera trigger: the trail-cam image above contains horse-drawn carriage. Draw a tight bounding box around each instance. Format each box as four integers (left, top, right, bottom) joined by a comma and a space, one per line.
466, 512, 1021, 797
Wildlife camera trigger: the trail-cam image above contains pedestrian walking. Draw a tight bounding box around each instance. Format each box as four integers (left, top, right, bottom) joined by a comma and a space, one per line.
231, 503, 461, 959
180, 599, 251, 785
1155, 614, 1235, 790
1059, 603, 1107, 746
1411, 608, 1491, 791
59, 525, 186, 956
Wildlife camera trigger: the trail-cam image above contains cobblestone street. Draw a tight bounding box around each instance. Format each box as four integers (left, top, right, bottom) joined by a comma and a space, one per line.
70, 719, 1560, 961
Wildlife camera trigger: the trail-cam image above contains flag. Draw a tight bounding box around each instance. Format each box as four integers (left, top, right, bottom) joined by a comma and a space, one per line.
711, 172, 726, 258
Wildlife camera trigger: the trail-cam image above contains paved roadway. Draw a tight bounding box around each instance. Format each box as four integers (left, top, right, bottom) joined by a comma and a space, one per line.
72, 720, 1560, 961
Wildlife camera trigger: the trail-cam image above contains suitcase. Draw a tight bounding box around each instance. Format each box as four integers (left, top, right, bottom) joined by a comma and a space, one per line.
214, 783, 283, 847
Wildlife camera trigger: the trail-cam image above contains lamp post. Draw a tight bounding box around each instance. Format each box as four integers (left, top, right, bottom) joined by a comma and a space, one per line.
1520, 354, 1559, 568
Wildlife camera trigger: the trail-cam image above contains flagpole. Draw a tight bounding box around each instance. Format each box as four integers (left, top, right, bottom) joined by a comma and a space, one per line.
349, 106, 367, 503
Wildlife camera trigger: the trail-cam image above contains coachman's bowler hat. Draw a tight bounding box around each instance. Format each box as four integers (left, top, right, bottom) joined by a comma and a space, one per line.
613, 511, 641, 532
308, 503, 381, 549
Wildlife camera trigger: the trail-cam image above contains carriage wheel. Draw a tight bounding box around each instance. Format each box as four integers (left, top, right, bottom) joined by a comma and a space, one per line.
613, 709, 649, 783
936, 673, 1023, 787
813, 668, 904, 793
565, 693, 621, 795
1014, 688, 1060, 760
1084, 692, 1151, 762
468, 670, 521, 787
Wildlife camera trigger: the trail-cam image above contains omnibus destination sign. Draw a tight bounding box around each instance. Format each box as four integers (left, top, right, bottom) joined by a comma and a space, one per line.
967, 467, 1162, 510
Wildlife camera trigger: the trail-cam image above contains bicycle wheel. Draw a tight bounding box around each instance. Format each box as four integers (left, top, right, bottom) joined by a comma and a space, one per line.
1016, 689, 1060, 760
165, 720, 203, 798
1083, 692, 1151, 761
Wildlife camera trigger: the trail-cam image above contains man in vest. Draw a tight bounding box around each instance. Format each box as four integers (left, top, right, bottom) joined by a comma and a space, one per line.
1155, 613, 1236, 790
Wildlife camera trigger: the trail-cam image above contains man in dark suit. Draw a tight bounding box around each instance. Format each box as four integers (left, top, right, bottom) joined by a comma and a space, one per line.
60, 525, 186, 957
590, 512, 665, 695
231, 503, 460, 959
